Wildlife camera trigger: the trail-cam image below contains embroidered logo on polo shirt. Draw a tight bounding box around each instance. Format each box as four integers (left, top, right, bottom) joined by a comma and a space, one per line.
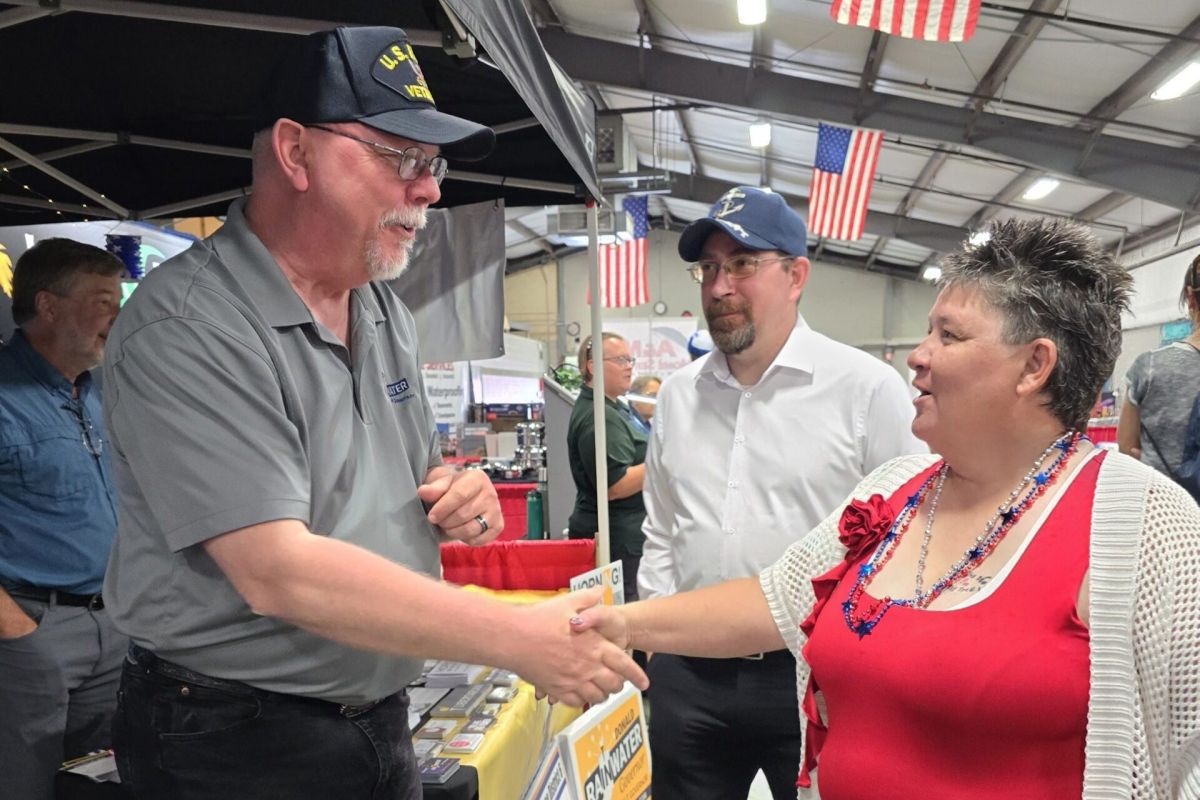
386, 378, 415, 404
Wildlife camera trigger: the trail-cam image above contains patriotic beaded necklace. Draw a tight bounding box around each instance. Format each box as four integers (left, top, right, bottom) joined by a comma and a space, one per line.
843, 430, 1083, 638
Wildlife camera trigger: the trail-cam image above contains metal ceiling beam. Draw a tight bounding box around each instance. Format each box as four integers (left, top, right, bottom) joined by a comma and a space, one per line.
898, 149, 950, 218
868, 147, 949, 267
1086, 12, 1200, 127
980, 1, 1200, 44
1075, 191, 1133, 223
879, 147, 951, 261
928, 6, 1196, 237
745, 26, 763, 102
965, 166, 1041, 230
665, 171, 967, 253
872, 2, 1054, 263
674, 110, 702, 174
508, 244, 582, 274
628, 0, 701, 173
1120, 212, 1200, 254
1032, 12, 1200, 247
1058, 12, 1200, 225
540, 30, 1200, 213
975, 1, 1061, 100
856, 31, 889, 124
506, 218, 555, 254
964, 0, 1061, 141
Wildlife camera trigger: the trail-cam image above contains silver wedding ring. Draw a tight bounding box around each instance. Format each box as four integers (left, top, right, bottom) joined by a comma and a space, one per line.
474, 514, 489, 534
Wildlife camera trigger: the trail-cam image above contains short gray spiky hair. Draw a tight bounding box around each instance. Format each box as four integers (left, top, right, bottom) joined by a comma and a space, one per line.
939, 218, 1133, 430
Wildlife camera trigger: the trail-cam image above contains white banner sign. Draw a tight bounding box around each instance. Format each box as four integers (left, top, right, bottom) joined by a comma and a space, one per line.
421, 362, 470, 426
604, 317, 698, 380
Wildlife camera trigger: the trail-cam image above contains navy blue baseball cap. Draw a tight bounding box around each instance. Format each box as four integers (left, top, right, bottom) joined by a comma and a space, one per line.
256, 26, 495, 161
678, 186, 808, 261
687, 330, 714, 359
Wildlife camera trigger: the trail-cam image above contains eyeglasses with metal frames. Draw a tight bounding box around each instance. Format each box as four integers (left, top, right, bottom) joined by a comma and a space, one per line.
688, 254, 795, 285
306, 125, 448, 185
62, 399, 103, 457
604, 355, 637, 366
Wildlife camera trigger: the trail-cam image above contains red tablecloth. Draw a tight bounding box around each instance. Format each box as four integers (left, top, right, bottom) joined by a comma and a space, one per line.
495, 482, 536, 541
441, 539, 596, 591
1086, 418, 1118, 444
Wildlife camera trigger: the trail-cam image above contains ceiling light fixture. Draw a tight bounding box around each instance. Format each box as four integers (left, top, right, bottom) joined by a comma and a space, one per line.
968, 231, 992, 247
922, 265, 943, 282
1021, 177, 1060, 201
737, 0, 767, 26
1151, 61, 1200, 101
749, 120, 772, 148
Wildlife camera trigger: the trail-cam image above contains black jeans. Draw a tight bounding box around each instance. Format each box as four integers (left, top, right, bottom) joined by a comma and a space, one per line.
646, 651, 801, 800
113, 646, 419, 800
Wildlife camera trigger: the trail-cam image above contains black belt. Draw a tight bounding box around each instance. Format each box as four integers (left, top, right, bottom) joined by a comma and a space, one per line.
127, 644, 390, 718
6, 585, 104, 610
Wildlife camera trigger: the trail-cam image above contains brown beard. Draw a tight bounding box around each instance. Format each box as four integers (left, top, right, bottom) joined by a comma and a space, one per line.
705, 300, 755, 355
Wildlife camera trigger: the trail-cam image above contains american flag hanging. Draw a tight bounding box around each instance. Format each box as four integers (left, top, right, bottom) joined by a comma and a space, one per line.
808, 123, 884, 242
591, 195, 649, 308
830, 0, 981, 42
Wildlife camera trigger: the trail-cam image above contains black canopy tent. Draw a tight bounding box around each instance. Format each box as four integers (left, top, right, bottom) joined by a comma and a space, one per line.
0, 0, 623, 568
0, 0, 600, 224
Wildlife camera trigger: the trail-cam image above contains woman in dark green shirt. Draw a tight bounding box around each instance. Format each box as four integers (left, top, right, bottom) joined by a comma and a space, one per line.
566, 332, 648, 601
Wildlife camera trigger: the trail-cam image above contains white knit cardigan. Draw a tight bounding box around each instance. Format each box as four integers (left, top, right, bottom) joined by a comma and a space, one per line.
759, 451, 1200, 800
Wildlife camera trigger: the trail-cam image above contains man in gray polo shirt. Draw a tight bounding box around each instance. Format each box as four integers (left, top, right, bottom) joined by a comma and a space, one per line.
102, 26, 645, 800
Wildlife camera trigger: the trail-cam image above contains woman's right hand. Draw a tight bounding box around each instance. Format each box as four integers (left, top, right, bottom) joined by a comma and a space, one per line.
570, 603, 632, 651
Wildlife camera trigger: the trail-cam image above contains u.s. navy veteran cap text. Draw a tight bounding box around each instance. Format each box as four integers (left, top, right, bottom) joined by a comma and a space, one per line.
255, 26, 495, 161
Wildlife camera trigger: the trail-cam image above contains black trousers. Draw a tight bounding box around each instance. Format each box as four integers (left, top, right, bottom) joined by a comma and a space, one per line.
113, 646, 419, 800
647, 651, 801, 800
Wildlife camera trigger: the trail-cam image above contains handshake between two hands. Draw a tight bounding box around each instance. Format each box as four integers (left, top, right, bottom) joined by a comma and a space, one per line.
512, 588, 648, 709
418, 468, 648, 706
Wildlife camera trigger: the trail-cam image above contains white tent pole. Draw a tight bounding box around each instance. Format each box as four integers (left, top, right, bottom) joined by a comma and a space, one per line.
586, 198, 610, 568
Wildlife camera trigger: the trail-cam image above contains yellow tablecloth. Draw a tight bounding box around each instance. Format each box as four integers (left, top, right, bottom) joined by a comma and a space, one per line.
432, 585, 579, 799
455, 682, 580, 800
459, 584, 565, 604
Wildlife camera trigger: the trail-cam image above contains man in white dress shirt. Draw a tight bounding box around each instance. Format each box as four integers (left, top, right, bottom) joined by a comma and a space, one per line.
637, 186, 923, 799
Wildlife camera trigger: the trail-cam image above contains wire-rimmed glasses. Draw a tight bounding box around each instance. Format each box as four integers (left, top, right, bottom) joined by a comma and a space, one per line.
62, 399, 103, 457
307, 125, 449, 184
688, 254, 795, 285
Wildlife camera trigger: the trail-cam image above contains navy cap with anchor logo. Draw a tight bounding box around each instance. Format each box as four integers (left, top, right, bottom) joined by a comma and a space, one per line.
677, 186, 808, 262
255, 26, 495, 161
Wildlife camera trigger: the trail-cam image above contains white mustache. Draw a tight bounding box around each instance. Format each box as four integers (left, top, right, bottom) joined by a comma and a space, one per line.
380, 208, 427, 231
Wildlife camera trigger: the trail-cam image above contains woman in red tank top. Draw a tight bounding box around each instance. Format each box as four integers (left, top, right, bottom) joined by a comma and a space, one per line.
571, 220, 1200, 800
